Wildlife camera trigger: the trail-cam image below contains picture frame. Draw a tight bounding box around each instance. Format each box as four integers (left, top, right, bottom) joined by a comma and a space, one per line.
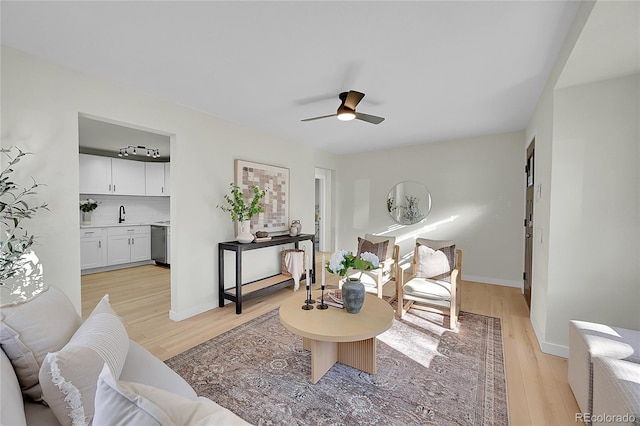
235, 159, 290, 234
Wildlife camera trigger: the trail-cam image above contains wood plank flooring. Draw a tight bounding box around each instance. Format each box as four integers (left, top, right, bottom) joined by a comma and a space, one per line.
81, 256, 582, 426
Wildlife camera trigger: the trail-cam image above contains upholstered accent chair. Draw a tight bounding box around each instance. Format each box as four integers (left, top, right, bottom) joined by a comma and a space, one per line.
344, 233, 400, 300
396, 238, 462, 329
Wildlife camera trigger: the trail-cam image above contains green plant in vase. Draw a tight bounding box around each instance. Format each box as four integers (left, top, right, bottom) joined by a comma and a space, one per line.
217, 183, 267, 243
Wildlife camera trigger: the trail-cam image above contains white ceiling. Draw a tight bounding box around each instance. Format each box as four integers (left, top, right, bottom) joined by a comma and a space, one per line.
0, 1, 599, 155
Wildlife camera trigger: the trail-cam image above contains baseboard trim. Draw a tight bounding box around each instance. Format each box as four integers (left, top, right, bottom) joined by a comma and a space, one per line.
463, 274, 523, 290
530, 314, 569, 358
169, 300, 219, 322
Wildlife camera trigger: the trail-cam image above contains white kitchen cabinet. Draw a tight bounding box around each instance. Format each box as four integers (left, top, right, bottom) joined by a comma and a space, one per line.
79, 154, 146, 196
107, 226, 150, 265
131, 231, 151, 262
164, 163, 170, 196
80, 228, 107, 269
79, 154, 112, 194
111, 158, 146, 196
145, 163, 166, 196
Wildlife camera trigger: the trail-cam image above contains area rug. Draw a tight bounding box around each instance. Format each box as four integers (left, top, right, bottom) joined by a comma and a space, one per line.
166, 308, 508, 426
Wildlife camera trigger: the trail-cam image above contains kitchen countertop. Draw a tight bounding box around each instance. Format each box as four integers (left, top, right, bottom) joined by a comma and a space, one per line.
80, 221, 170, 229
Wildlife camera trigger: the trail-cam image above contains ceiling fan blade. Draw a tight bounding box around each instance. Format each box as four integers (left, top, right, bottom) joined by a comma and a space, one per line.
301, 113, 337, 122
344, 91, 365, 110
355, 112, 385, 124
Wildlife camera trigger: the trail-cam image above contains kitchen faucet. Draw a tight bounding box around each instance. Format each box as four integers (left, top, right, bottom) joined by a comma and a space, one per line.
119, 205, 126, 223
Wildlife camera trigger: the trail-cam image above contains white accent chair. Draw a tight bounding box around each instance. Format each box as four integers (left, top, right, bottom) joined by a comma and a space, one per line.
345, 233, 400, 300
396, 238, 462, 329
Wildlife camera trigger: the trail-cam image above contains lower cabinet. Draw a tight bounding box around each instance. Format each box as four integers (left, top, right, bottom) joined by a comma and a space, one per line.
81, 226, 151, 270
80, 228, 107, 269
107, 226, 151, 266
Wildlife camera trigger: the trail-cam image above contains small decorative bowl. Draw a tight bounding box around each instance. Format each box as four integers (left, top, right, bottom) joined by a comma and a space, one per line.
256, 231, 269, 238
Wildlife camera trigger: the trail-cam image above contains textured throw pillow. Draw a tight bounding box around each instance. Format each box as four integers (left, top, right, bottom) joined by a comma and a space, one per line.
415, 240, 455, 281
0, 286, 81, 401
357, 237, 389, 262
364, 233, 396, 261
93, 364, 251, 426
39, 294, 129, 426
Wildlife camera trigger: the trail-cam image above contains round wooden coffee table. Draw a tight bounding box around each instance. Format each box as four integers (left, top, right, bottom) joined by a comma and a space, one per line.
279, 291, 395, 384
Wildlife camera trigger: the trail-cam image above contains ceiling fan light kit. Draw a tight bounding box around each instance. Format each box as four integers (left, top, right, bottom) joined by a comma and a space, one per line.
302, 90, 385, 124
337, 106, 356, 121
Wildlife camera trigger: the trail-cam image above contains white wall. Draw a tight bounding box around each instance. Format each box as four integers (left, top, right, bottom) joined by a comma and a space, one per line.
336, 131, 526, 287
1, 46, 339, 317
526, 0, 639, 355
548, 74, 640, 344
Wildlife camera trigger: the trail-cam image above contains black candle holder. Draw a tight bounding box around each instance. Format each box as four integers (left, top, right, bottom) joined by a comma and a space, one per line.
302, 282, 315, 310
317, 284, 328, 310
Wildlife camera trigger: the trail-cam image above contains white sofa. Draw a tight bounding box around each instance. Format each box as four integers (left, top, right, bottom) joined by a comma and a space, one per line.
0, 286, 250, 426
568, 320, 640, 425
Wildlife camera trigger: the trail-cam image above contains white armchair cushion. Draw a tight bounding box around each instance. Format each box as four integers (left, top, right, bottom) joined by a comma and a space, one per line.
93, 364, 251, 426
39, 295, 129, 426
0, 287, 81, 401
403, 277, 452, 301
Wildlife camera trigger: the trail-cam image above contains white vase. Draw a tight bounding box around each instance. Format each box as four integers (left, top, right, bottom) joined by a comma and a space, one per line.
236, 220, 254, 243
81, 211, 92, 225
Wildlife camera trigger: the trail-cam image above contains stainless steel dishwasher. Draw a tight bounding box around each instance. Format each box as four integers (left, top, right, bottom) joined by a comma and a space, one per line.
151, 225, 168, 265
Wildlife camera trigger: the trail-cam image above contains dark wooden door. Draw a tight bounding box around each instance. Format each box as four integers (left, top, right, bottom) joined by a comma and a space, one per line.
524, 140, 535, 308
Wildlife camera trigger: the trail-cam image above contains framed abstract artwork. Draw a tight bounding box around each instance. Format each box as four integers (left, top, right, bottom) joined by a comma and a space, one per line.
235, 159, 290, 233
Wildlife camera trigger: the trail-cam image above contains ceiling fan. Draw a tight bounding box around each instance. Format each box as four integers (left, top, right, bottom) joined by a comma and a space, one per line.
301, 91, 385, 124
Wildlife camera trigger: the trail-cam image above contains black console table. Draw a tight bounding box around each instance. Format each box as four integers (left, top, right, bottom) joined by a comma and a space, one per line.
218, 234, 315, 314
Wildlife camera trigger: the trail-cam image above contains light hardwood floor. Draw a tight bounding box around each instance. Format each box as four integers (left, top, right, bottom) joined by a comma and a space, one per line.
81, 257, 582, 426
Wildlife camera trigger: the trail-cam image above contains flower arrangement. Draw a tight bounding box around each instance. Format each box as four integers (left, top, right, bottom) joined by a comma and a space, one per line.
326, 250, 380, 279
79, 198, 98, 212
217, 183, 267, 222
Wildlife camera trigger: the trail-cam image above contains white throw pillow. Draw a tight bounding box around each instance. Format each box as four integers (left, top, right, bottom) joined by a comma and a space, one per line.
93, 364, 251, 426
415, 245, 451, 279
39, 294, 129, 426
0, 286, 81, 401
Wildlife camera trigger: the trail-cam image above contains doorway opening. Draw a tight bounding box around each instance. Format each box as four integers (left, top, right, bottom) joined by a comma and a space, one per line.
314, 167, 334, 252
78, 114, 172, 316
524, 138, 535, 308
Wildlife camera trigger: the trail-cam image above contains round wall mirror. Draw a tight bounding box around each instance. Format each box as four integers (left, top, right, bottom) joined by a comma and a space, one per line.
386, 181, 432, 225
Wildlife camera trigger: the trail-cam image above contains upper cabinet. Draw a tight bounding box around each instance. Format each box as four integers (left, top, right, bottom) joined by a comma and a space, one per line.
79, 154, 112, 194
145, 162, 166, 196
112, 158, 145, 196
164, 163, 170, 196
80, 154, 169, 196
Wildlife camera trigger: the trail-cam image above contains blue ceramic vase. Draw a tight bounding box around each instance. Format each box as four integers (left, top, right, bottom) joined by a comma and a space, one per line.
342, 278, 365, 314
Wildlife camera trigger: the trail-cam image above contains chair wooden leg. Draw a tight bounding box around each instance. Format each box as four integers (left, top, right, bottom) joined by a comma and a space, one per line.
449, 312, 457, 330
397, 300, 413, 319
449, 298, 458, 330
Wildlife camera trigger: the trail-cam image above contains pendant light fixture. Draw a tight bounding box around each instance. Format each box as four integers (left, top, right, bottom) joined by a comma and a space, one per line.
118, 145, 160, 158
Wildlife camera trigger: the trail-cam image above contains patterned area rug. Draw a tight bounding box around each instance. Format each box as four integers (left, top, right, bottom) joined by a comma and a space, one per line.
166, 308, 508, 426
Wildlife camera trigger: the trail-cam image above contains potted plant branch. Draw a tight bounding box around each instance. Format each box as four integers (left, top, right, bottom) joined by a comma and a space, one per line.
1, 147, 48, 284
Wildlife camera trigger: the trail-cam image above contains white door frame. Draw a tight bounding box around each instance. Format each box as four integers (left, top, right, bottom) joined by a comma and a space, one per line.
315, 168, 329, 252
